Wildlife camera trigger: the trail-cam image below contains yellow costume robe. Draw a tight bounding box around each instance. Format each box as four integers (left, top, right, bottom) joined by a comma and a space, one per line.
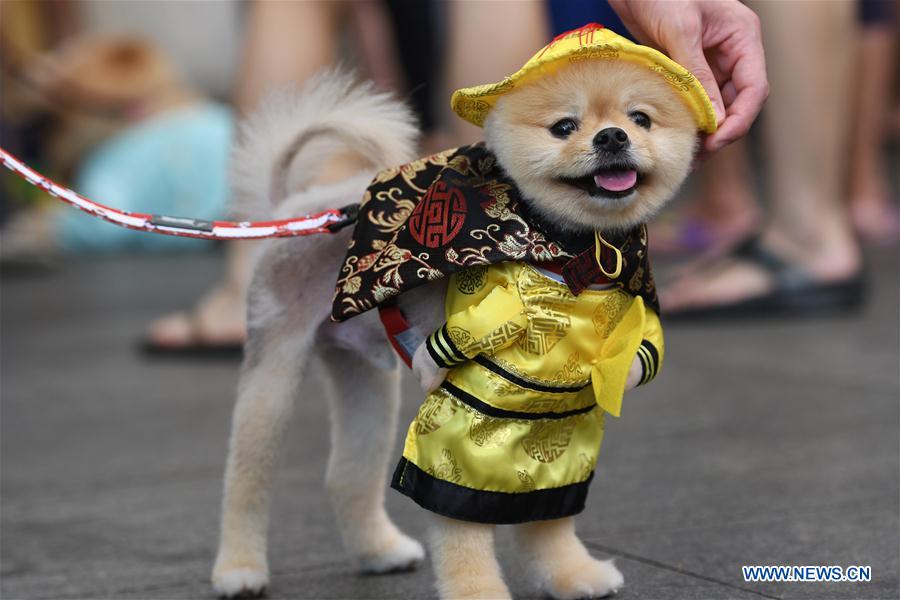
391, 260, 663, 524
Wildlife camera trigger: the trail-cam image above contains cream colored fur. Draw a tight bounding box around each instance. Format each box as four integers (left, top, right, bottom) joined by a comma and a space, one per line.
212, 70, 425, 597
514, 517, 623, 598
213, 64, 697, 599
486, 60, 697, 231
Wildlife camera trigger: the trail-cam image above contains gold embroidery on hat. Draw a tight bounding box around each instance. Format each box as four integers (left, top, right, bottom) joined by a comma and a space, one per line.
649, 65, 697, 92
568, 44, 619, 62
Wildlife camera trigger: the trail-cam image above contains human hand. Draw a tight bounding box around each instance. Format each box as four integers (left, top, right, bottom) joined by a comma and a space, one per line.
412, 341, 449, 394
609, 0, 768, 152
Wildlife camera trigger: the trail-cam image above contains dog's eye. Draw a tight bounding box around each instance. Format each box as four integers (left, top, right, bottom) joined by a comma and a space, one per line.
629, 111, 651, 129
549, 118, 578, 138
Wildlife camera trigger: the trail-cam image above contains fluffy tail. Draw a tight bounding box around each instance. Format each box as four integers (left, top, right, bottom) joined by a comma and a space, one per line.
230, 68, 419, 219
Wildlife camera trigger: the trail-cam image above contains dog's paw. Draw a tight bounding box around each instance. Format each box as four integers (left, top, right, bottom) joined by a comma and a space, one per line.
212, 566, 269, 598
358, 532, 425, 574
438, 583, 512, 600
543, 557, 623, 599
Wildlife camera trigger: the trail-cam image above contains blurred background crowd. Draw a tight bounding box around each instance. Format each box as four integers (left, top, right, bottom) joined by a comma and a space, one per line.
1, 0, 897, 353
1, 3, 898, 598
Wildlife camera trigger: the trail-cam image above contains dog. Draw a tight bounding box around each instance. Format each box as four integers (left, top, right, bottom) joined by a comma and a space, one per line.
212, 29, 709, 599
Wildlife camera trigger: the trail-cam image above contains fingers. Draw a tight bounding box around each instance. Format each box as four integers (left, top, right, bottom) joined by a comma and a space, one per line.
704, 53, 769, 152
662, 18, 727, 125
704, 6, 768, 152
720, 80, 738, 108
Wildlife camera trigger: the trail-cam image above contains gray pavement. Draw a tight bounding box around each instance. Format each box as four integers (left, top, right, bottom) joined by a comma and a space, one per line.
1, 250, 898, 600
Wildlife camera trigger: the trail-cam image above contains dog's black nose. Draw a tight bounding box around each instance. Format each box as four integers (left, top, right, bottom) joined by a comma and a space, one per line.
594, 127, 629, 153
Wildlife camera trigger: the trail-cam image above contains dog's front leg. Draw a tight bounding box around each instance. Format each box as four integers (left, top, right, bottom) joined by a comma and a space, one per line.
212, 328, 310, 598
513, 517, 623, 599
429, 515, 509, 599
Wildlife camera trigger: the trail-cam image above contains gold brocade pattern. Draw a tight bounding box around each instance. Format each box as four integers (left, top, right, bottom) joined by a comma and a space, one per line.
468, 414, 512, 448
404, 391, 604, 494
427, 448, 462, 484
450, 24, 717, 133
446, 326, 475, 350
553, 351, 586, 385
414, 390, 457, 435
489, 354, 587, 390
521, 419, 580, 463
579, 452, 595, 480
399, 261, 663, 500
485, 371, 523, 397
456, 265, 489, 294
517, 469, 537, 492
458, 321, 526, 356
521, 397, 569, 413
517, 267, 575, 355
592, 289, 631, 338
332, 144, 660, 322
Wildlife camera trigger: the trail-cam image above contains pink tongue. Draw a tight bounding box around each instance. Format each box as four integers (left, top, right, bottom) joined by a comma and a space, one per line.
594, 170, 637, 192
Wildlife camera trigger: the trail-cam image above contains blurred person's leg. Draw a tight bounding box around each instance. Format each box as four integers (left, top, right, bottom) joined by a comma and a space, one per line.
150, 0, 550, 352
350, 0, 407, 96
848, 2, 898, 244
146, 0, 346, 352
663, 0, 863, 315
653, 139, 760, 255
444, 0, 548, 145
380, 0, 445, 151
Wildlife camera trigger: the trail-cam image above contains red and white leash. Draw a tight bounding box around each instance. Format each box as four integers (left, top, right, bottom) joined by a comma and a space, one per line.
0, 147, 358, 240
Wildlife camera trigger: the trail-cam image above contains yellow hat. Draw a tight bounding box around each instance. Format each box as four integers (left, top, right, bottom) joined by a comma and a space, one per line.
451, 23, 717, 133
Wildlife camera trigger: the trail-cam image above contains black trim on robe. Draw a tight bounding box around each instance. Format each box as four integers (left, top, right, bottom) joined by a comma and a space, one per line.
441, 381, 596, 421
391, 457, 594, 524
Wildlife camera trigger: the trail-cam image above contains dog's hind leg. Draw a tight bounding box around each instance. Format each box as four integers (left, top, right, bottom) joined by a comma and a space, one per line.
212, 237, 337, 598
316, 323, 425, 573
513, 517, 623, 599
211, 321, 313, 598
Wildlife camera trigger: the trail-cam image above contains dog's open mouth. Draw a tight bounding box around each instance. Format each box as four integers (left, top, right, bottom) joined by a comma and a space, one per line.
560, 166, 641, 199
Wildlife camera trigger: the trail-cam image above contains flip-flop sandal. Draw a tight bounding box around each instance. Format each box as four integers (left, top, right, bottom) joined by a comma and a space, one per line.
651, 216, 718, 255
652, 213, 761, 258
140, 338, 244, 358
664, 235, 866, 321
139, 311, 244, 358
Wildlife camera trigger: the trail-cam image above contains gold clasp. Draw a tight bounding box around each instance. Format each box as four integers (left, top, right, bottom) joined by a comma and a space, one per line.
594, 231, 623, 279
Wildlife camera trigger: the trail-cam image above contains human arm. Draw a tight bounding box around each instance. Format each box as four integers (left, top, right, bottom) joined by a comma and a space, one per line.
609, 0, 769, 152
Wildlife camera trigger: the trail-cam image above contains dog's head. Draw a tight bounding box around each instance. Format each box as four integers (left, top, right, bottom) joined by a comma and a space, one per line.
484, 59, 699, 232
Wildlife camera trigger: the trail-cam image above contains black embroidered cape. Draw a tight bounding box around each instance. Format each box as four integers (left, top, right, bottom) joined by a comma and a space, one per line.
331, 144, 659, 322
